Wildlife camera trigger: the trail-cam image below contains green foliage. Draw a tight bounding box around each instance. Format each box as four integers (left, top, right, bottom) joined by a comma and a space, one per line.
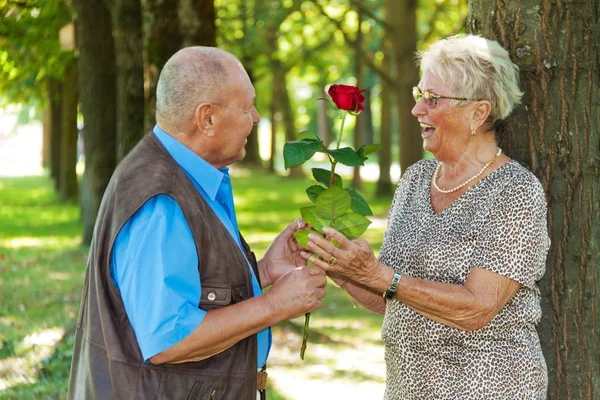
329, 147, 365, 167
0, 0, 74, 106
305, 185, 326, 203
311, 167, 343, 187
283, 139, 323, 169
333, 212, 372, 240
315, 186, 351, 220
346, 188, 373, 216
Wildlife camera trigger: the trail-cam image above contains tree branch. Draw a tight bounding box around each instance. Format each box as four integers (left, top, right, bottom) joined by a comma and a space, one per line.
313, 0, 397, 88
348, 0, 393, 31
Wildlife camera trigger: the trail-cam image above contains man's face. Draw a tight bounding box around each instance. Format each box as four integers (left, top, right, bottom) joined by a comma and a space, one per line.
210, 62, 260, 167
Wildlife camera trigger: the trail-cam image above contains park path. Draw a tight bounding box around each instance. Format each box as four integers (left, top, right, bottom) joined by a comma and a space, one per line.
268, 317, 386, 400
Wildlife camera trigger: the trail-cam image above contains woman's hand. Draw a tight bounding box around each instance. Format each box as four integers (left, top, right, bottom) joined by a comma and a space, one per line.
300, 227, 384, 288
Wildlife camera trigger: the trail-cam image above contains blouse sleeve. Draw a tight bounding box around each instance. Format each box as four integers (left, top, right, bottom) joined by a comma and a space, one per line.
472, 173, 550, 288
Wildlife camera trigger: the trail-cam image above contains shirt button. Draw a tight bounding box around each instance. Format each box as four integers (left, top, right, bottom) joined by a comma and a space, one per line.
208, 293, 216, 301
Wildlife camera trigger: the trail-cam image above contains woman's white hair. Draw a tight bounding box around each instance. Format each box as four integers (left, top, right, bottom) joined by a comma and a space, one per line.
416, 34, 523, 121
156, 46, 234, 131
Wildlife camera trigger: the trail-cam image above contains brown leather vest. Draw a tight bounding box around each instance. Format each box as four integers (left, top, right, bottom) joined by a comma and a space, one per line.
68, 133, 259, 400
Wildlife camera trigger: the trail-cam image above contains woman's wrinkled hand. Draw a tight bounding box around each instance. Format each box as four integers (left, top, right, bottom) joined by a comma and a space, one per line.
300, 227, 382, 287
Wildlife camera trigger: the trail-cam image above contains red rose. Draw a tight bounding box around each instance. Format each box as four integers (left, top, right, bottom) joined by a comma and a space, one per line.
327, 84, 366, 112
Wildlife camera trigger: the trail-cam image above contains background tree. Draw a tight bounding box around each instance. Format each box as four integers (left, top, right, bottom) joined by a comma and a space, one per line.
469, 0, 600, 397
105, 0, 146, 160
0, 0, 77, 197
74, 0, 117, 244
143, 0, 182, 131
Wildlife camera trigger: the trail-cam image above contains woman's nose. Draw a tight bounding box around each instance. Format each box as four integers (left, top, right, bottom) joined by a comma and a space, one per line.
411, 99, 427, 118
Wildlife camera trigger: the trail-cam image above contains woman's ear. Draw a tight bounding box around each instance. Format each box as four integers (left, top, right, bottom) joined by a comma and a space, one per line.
195, 103, 215, 137
471, 101, 492, 130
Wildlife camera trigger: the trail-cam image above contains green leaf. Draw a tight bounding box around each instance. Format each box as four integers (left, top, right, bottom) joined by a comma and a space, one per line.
334, 212, 372, 240
283, 140, 323, 169
357, 144, 383, 160
345, 188, 373, 216
312, 168, 343, 187
297, 131, 320, 141
300, 206, 324, 232
294, 228, 321, 249
329, 147, 365, 167
315, 186, 352, 220
306, 185, 326, 203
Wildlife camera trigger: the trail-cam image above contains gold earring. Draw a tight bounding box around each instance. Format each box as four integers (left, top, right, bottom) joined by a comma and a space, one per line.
471, 129, 476, 136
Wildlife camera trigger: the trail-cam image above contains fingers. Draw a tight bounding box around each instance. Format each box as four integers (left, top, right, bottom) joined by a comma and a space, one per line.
322, 227, 352, 248
301, 252, 332, 272
307, 233, 340, 259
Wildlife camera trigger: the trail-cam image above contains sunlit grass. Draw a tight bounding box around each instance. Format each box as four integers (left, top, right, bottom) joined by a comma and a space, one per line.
0, 169, 394, 399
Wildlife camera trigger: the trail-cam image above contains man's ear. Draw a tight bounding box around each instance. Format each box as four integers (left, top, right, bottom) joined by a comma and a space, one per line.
471, 101, 492, 131
195, 103, 215, 137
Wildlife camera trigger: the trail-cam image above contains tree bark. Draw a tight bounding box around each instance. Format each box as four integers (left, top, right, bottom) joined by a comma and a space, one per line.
108, 0, 145, 160
469, 0, 600, 397
391, 0, 421, 176
317, 86, 331, 147
74, 0, 117, 244
144, 0, 182, 132
239, 66, 262, 167
352, 0, 364, 189
269, 72, 279, 173
377, 20, 394, 196
59, 58, 79, 201
42, 105, 50, 169
277, 70, 304, 177
49, 79, 62, 191
178, 0, 216, 47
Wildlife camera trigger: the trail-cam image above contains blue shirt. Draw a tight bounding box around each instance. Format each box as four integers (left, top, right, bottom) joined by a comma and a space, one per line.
111, 125, 271, 366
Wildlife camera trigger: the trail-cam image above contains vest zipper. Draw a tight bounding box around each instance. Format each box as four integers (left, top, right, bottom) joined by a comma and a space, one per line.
209, 389, 216, 399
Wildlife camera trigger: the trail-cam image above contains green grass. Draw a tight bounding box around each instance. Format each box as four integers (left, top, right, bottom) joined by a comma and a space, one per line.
0, 168, 393, 399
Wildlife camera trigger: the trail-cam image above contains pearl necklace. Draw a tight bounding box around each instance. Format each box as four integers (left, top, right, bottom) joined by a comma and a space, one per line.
432, 148, 502, 194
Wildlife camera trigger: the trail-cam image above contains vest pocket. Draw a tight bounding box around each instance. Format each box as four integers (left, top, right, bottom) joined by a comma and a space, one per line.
199, 282, 248, 311
186, 382, 221, 400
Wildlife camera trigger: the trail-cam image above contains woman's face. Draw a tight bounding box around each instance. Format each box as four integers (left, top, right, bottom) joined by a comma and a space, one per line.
411, 70, 473, 159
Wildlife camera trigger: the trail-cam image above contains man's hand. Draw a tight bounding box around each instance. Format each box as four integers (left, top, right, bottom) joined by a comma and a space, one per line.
264, 265, 327, 320
258, 218, 308, 287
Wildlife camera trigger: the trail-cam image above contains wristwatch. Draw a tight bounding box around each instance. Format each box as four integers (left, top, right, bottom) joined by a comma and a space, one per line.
383, 271, 402, 300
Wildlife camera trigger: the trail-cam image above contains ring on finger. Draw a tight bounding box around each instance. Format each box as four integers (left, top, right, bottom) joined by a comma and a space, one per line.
328, 256, 337, 266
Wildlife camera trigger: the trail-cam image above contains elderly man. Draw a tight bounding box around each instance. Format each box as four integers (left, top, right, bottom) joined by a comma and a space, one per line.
68, 47, 327, 400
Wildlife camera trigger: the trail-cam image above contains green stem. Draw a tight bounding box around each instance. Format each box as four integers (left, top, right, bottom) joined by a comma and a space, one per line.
301, 112, 347, 360
300, 312, 311, 360
329, 113, 347, 187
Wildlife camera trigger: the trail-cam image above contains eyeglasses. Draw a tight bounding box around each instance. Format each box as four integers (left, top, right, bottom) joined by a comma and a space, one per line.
412, 86, 471, 109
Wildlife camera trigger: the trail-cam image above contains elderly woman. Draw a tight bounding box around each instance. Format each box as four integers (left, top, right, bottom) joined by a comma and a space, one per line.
302, 34, 550, 399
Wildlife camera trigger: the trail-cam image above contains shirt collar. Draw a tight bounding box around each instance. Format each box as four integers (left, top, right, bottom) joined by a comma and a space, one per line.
152, 125, 229, 201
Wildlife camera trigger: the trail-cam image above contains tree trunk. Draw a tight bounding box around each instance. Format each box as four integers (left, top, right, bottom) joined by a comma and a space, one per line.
362, 88, 375, 145
469, 1, 600, 398
178, 0, 216, 47
74, 0, 117, 244
59, 58, 79, 201
317, 86, 331, 146
391, 0, 421, 176
352, 0, 364, 189
269, 73, 278, 173
108, 0, 145, 161
239, 66, 262, 167
277, 70, 304, 177
49, 80, 62, 191
377, 22, 394, 196
42, 103, 51, 169
144, 0, 182, 132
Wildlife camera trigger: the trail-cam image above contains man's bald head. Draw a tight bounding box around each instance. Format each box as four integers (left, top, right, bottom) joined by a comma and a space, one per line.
155, 47, 239, 132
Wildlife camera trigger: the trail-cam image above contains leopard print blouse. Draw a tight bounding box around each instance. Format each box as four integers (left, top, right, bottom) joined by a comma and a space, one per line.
379, 159, 550, 400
